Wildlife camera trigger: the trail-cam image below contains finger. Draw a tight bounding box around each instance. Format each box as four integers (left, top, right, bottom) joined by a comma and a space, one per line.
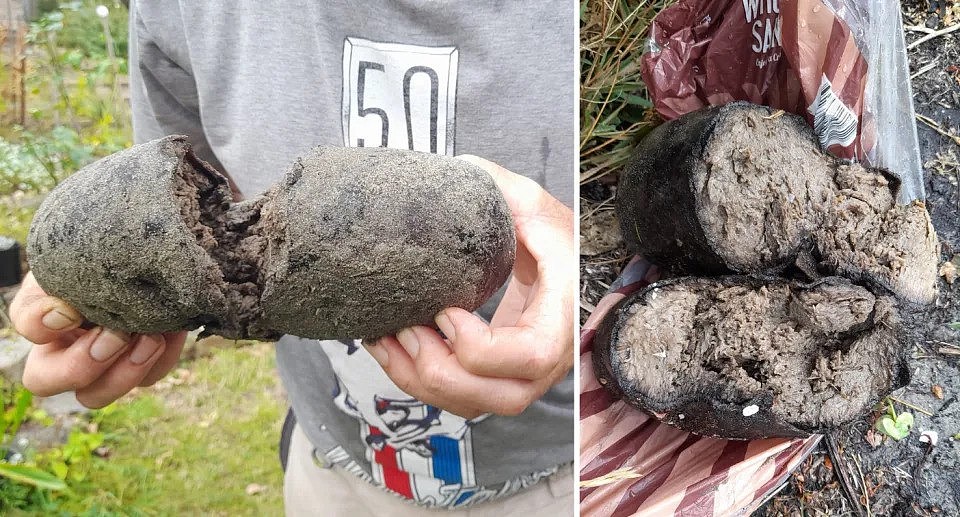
389, 326, 545, 417
437, 307, 571, 381
22, 327, 134, 397
139, 331, 187, 387
10, 273, 84, 344
364, 336, 483, 419
76, 333, 166, 409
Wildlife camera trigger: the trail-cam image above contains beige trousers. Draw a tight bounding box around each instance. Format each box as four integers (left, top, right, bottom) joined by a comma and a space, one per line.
284, 424, 574, 516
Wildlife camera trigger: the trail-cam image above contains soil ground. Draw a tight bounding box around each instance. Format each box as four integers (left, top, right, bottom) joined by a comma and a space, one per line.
579, 2, 960, 514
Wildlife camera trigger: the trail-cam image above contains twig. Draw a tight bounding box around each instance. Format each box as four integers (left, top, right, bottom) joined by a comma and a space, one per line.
580, 194, 616, 220
907, 24, 960, 50
763, 109, 785, 120
579, 299, 597, 314
826, 434, 867, 517
852, 453, 872, 517
911, 62, 939, 80
904, 25, 936, 35
887, 396, 933, 417
916, 114, 960, 147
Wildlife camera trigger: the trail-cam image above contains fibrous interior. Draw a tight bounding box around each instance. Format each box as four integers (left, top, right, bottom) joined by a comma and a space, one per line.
615, 279, 898, 429
172, 153, 273, 338
696, 109, 938, 303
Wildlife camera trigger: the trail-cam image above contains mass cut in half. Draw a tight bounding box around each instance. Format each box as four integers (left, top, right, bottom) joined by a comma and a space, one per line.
616, 102, 939, 304
593, 276, 907, 439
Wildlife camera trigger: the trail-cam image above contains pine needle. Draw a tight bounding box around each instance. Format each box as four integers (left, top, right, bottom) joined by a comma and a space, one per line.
579, 466, 643, 488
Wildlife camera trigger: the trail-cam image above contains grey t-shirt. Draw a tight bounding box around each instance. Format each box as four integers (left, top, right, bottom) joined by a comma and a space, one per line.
129, 0, 574, 509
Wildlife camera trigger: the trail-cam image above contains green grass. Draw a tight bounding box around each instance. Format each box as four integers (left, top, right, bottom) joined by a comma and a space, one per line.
0, 200, 35, 244
580, 0, 672, 184
17, 343, 286, 516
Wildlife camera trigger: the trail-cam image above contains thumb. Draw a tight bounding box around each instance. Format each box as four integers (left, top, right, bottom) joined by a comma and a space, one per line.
10, 273, 84, 344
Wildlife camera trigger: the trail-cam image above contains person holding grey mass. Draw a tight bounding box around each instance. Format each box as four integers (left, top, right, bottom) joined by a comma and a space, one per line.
9, 1, 577, 515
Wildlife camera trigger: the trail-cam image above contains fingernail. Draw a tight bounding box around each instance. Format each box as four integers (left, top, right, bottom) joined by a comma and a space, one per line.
397, 328, 420, 359
41, 308, 79, 330
363, 341, 389, 367
129, 336, 163, 365
89, 328, 131, 362
435, 312, 455, 341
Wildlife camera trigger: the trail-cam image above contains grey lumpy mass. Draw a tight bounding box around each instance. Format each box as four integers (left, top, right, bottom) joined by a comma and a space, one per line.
27, 136, 516, 340
599, 102, 940, 439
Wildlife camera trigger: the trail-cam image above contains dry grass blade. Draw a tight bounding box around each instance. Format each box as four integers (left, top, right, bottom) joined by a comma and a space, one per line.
580, 0, 672, 185
886, 396, 934, 417
578, 466, 643, 488
906, 23, 960, 50
917, 114, 960, 146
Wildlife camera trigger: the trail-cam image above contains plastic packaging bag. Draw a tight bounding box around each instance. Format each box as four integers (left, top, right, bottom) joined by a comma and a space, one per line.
640, 0, 924, 201
579, 257, 820, 516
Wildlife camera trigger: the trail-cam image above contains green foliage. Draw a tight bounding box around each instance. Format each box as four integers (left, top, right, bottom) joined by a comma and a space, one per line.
0, 200, 35, 244
0, 385, 33, 442
875, 402, 914, 441
54, 2, 130, 62
580, 0, 673, 184
23, 5, 131, 153
0, 464, 67, 491
0, 382, 71, 511
0, 0, 131, 245
0, 345, 283, 515
0, 138, 52, 195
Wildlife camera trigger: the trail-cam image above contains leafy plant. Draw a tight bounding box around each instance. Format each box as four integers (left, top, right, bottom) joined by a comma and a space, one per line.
1, 0, 132, 251
54, 1, 130, 63
875, 401, 914, 441
580, 0, 672, 184
0, 382, 68, 504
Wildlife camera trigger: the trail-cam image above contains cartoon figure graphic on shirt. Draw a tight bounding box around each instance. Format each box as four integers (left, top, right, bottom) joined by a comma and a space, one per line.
325, 340, 496, 507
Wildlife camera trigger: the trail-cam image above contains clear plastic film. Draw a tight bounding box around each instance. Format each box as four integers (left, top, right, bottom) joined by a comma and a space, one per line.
640, 0, 924, 202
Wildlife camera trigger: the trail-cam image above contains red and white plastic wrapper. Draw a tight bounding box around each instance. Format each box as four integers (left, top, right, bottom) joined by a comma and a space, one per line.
641, 0, 924, 202
580, 257, 822, 516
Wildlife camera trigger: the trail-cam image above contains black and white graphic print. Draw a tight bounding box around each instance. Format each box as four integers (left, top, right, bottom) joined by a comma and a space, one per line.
342, 37, 459, 155
807, 75, 858, 150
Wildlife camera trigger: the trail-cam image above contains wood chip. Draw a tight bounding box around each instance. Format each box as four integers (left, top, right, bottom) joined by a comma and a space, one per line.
932, 385, 945, 400
940, 260, 958, 284
245, 483, 266, 496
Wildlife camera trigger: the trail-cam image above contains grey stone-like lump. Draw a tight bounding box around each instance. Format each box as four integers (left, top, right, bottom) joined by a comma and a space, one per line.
593, 276, 907, 439
27, 136, 516, 340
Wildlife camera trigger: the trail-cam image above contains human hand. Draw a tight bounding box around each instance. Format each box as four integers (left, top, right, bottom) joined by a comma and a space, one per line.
9, 272, 187, 408
363, 155, 574, 419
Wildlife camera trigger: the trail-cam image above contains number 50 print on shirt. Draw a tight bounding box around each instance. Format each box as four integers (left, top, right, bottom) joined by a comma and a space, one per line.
341, 37, 459, 155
